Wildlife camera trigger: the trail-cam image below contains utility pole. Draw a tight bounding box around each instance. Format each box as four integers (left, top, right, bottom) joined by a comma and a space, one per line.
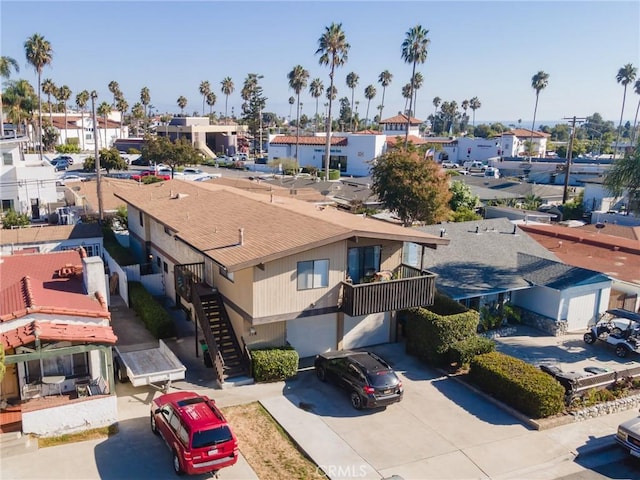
91, 91, 104, 222
562, 116, 586, 204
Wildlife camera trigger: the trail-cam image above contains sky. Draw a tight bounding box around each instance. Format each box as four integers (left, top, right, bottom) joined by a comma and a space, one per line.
2, 0, 639, 127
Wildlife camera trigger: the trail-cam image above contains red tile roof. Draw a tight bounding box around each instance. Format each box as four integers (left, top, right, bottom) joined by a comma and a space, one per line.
380, 114, 422, 125
0, 321, 117, 349
385, 134, 429, 146
50, 115, 121, 130
0, 250, 109, 321
269, 135, 348, 146
501, 128, 550, 138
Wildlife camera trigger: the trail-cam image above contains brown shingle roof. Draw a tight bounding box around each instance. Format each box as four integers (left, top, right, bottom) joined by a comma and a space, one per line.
206, 177, 327, 202
0, 223, 102, 246
50, 115, 121, 130
269, 136, 348, 146
114, 180, 448, 272
380, 114, 422, 125
501, 128, 550, 138
69, 177, 139, 212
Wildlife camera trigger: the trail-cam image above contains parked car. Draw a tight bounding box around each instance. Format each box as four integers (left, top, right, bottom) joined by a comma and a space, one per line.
441, 161, 459, 169
50, 158, 70, 171
53, 155, 74, 165
616, 415, 640, 458
130, 156, 150, 166
182, 168, 205, 176
314, 350, 403, 410
131, 170, 171, 181
150, 391, 239, 475
583, 309, 640, 358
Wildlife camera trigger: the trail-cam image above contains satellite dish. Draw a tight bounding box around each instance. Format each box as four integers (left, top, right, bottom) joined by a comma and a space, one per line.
595, 223, 606, 229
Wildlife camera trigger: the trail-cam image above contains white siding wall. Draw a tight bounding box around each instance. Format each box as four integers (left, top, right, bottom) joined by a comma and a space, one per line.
343, 312, 390, 349
512, 285, 561, 320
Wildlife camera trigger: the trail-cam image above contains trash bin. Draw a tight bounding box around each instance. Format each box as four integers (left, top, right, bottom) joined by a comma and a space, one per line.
200, 340, 213, 368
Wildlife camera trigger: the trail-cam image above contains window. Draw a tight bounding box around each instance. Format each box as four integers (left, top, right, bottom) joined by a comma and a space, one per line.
157, 256, 161, 267
297, 259, 329, 290
329, 156, 347, 172
2, 199, 14, 212
3, 152, 13, 166
139, 211, 144, 226
347, 246, 381, 284
163, 261, 168, 273
25, 352, 89, 383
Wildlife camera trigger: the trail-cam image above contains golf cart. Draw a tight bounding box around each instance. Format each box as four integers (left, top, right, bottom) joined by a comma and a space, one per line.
583, 309, 640, 358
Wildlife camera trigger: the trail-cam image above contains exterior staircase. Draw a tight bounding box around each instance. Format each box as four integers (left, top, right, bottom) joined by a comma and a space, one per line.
198, 293, 248, 380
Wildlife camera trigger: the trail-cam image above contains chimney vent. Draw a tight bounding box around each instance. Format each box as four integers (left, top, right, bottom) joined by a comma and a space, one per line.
475, 225, 479, 234
512, 224, 517, 234
239, 228, 244, 246
440, 228, 446, 238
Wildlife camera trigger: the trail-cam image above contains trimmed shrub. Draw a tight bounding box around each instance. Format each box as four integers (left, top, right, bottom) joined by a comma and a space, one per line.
251, 347, 299, 382
405, 306, 479, 365
449, 336, 496, 367
469, 351, 565, 418
128, 282, 176, 339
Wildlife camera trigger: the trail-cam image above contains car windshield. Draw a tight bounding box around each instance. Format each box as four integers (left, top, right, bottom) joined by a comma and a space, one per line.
192, 425, 233, 449
367, 370, 397, 388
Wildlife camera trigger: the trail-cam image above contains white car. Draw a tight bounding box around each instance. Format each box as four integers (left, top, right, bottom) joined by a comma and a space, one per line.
182, 168, 205, 176
56, 174, 83, 186
441, 161, 459, 169
616, 416, 640, 457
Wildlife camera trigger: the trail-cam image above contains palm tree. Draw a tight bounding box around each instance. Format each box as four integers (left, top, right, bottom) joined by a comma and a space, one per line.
221, 77, 234, 122
346, 72, 359, 131
631, 79, 640, 146
108, 81, 120, 107
461, 99, 470, 131
41, 78, 56, 124
287, 65, 310, 169
411, 72, 424, 120
75, 90, 89, 150
377, 70, 392, 131
364, 85, 376, 128
469, 96, 481, 127
3, 79, 37, 139
131, 102, 144, 136
615, 63, 637, 155
115, 95, 128, 140
0, 56, 20, 137
57, 85, 71, 147
199, 80, 210, 116
316, 23, 350, 180
401, 25, 429, 146
402, 83, 413, 116
309, 78, 324, 133
177, 96, 187, 115
97, 101, 111, 148
529, 70, 550, 159
140, 87, 151, 129
24, 33, 53, 160
206, 91, 217, 116
288, 96, 295, 122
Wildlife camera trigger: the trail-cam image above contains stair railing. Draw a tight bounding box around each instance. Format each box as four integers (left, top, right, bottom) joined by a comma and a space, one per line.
191, 291, 225, 383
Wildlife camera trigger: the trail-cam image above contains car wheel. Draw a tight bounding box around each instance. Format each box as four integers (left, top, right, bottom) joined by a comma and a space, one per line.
316, 366, 327, 382
583, 332, 595, 344
350, 391, 363, 410
615, 345, 628, 358
150, 413, 159, 435
172, 451, 184, 475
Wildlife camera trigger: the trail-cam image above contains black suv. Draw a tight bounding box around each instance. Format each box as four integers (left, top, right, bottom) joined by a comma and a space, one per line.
314, 350, 403, 409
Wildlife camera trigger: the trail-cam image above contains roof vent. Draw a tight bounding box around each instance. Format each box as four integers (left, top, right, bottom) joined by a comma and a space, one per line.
440, 228, 446, 238
239, 228, 244, 246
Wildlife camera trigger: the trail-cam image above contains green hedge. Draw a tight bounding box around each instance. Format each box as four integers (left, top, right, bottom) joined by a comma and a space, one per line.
251, 347, 299, 382
128, 282, 176, 339
469, 352, 565, 418
405, 305, 479, 366
449, 336, 496, 367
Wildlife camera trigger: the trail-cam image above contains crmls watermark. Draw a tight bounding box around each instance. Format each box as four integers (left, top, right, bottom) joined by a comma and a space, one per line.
316, 464, 368, 477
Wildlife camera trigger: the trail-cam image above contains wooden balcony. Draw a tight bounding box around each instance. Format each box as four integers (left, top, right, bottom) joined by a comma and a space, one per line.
340, 265, 436, 317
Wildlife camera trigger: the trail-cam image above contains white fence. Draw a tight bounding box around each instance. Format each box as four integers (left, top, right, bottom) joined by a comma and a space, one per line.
103, 250, 130, 306
103, 252, 166, 304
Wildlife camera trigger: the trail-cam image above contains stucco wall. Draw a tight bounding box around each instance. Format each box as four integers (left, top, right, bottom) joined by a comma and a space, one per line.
22, 395, 117, 437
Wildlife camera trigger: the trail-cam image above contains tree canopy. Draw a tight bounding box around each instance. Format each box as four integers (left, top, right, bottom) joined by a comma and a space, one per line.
371, 148, 451, 226
83, 148, 128, 173
604, 142, 640, 213
449, 180, 479, 211
141, 135, 202, 175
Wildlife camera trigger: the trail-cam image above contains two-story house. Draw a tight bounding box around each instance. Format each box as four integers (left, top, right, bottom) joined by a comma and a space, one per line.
114, 180, 448, 382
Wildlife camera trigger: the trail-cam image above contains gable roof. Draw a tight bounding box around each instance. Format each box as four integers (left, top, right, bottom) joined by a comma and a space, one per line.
517, 252, 610, 289
413, 218, 606, 299
501, 128, 550, 138
385, 134, 428, 146
114, 180, 448, 272
0, 223, 102, 246
0, 250, 109, 321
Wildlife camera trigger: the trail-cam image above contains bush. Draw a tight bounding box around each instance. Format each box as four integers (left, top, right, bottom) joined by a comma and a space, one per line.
142, 175, 164, 184
404, 304, 479, 366
469, 352, 565, 418
2, 209, 30, 229
449, 336, 496, 367
102, 227, 137, 265
128, 282, 176, 339
127, 148, 141, 154
251, 347, 299, 382
56, 144, 81, 154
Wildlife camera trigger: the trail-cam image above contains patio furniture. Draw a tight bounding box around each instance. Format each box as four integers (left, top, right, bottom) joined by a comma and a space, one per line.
42, 375, 65, 396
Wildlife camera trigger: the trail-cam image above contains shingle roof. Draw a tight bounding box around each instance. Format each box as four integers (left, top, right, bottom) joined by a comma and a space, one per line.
501, 128, 549, 138
0, 250, 109, 321
517, 253, 610, 289
269, 136, 348, 146
50, 115, 121, 130
415, 218, 584, 299
1, 321, 117, 349
114, 180, 448, 272
69, 177, 139, 213
0, 223, 102, 246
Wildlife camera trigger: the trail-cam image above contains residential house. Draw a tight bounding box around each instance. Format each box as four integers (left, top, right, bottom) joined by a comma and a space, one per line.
433, 136, 501, 164
0, 223, 103, 257
580, 176, 640, 226
0, 249, 117, 435
520, 223, 640, 313
499, 128, 550, 158
114, 180, 448, 382
406, 218, 612, 334
50, 111, 125, 151
1, 136, 58, 220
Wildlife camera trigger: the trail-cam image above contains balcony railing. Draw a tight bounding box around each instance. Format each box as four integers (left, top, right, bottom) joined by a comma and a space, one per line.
175, 262, 205, 302
341, 265, 436, 317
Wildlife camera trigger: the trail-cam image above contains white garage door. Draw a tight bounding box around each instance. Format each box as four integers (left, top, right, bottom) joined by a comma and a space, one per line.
567, 292, 597, 332
343, 312, 390, 350
286, 314, 336, 358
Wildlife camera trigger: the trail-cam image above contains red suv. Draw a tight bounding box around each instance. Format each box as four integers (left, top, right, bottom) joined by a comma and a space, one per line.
150, 391, 239, 475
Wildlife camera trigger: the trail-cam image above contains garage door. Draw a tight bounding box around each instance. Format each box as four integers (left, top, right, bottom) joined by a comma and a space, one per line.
567, 292, 597, 332
343, 312, 390, 350
286, 314, 336, 358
